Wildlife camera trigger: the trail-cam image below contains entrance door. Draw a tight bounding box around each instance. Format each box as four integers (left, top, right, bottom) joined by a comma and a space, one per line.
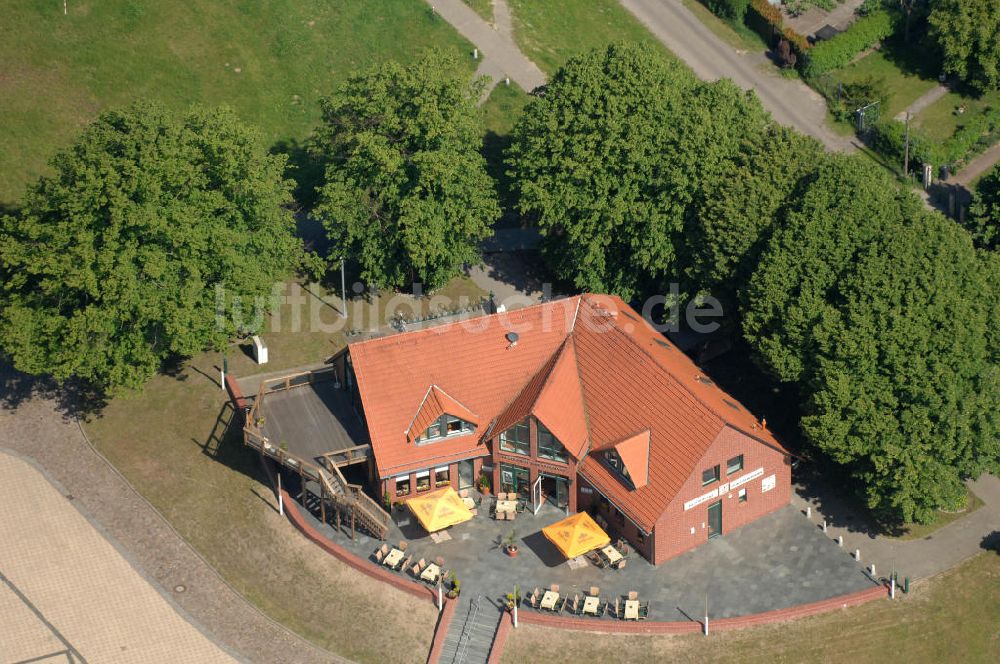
457, 460, 474, 490
555, 477, 569, 513
532, 475, 543, 514
707, 500, 722, 538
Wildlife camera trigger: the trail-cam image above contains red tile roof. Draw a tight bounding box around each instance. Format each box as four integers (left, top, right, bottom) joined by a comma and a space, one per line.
349, 294, 788, 528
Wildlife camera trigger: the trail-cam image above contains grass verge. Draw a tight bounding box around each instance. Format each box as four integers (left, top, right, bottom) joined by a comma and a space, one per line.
507, 0, 677, 75
892, 488, 985, 542
0, 0, 475, 205
681, 0, 767, 52
502, 551, 1000, 664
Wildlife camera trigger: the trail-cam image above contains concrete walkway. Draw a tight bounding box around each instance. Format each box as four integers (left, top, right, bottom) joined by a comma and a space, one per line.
0, 450, 238, 663
621, 0, 856, 152
953, 139, 1000, 186
791, 473, 1000, 583
895, 84, 949, 120
429, 0, 546, 97
0, 367, 342, 664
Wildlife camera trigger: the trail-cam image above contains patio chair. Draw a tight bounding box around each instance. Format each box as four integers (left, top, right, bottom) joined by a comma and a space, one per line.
496, 492, 506, 501
627, 591, 638, 601
597, 600, 609, 617
399, 554, 412, 572
616, 558, 627, 571
570, 595, 580, 614
516, 500, 526, 513
508, 510, 517, 521
585, 551, 603, 567
470, 508, 478, 517
412, 558, 426, 575
639, 601, 650, 620
528, 590, 539, 609
374, 549, 385, 563
555, 597, 567, 613
435, 556, 445, 567
550, 584, 559, 593
459, 489, 469, 498
589, 586, 600, 597
398, 540, 408, 551
613, 597, 620, 619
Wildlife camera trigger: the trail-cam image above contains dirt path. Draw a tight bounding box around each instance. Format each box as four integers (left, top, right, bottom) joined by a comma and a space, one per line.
953, 140, 1000, 186
895, 84, 949, 120
0, 368, 345, 664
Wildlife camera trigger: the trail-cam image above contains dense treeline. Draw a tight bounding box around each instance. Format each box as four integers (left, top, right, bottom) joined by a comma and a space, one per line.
1, 43, 995, 527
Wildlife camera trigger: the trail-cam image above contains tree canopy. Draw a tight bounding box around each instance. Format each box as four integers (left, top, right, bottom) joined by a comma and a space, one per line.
742, 155, 998, 523
506, 42, 777, 300
0, 103, 300, 393
968, 163, 1000, 250
929, 0, 1000, 92
312, 49, 499, 290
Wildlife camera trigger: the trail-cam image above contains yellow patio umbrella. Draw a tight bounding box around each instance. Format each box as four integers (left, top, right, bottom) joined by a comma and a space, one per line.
542, 511, 611, 560
406, 487, 473, 533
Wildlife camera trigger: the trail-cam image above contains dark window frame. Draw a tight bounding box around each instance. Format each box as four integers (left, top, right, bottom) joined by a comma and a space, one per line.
726, 454, 744, 475
702, 464, 720, 486
499, 419, 530, 456
536, 420, 568, 462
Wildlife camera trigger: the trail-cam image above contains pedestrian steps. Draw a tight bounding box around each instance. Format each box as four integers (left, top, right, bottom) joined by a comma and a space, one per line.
437, 594, 502, 664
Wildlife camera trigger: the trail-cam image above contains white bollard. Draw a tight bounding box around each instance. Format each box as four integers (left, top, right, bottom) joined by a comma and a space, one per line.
822, 520, 828, 533
505, 76, 510, 86
855, 549, 861, 561
513, 602, 518, 628
838, 535, 843, 547
473, 48, 479, 60
870, 563, 876, 577
890, 576, 896, 599
806, 507, 811, 518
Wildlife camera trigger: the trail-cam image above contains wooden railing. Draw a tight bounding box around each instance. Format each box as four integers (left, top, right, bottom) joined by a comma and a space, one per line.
323, 444, 372, 468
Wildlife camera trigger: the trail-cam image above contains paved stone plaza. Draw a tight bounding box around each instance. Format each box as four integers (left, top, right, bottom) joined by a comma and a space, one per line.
293, 478, 877, 622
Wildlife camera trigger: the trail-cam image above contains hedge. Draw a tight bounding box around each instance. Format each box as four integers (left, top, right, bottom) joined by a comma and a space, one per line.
746, 0, 809, 56
803, 9, 898, 77
702, 0, 750, 22
868, 119, 942, 170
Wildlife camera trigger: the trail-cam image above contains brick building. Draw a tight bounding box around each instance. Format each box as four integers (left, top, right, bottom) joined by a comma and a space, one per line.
339, 294, 792, 565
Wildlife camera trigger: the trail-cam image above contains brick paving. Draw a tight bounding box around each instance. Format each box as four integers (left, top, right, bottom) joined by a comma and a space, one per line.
0, 366, 343, 664
0, 450, 236, 663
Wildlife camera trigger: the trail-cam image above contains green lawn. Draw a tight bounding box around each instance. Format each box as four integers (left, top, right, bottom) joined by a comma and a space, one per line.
832, 50, 939, 120
508, 0, 677, 75
481, 82, 531, 227
0, 0, 475, 205
892, 488, 985, 541
681, 0, 767, 53
912, 88, 1000, 143
503, 551, 1000, 664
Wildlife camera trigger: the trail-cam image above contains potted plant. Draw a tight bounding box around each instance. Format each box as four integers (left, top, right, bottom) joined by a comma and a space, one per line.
478, 473, 491, 496
504, 586, 521, 611
447, 573, 461, 599
383, 491, 391, 510
504, 529, 519, 557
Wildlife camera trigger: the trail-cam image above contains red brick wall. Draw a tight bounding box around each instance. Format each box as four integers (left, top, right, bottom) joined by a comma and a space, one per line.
489, 416, 577, 512
576, 477, 653, 561
653, 427, 791, 564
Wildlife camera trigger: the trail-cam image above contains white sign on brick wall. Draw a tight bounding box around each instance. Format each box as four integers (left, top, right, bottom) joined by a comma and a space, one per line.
762, 474, 776, 493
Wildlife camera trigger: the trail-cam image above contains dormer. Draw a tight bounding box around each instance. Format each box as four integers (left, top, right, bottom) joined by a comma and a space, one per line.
406, 385, 478, 444
602, 430, 650, 489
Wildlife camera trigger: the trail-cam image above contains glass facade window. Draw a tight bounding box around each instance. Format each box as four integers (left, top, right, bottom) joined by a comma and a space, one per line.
499, 463, 530, 498
536, 421, 568, 462
435, 466, 450, 487
499, 419, 530, 456
395, 476, 411, 496
415, 471, 431, 492
726, 454, 744, 475
416, 414, 475, 444
702, 464, 720, 486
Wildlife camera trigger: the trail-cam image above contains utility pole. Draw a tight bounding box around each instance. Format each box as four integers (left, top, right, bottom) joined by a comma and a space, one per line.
340, 257, 347, 319
903, 111, 911, 177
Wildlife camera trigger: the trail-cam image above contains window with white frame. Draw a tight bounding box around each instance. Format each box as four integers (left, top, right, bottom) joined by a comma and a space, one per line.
416, 414, 475, 444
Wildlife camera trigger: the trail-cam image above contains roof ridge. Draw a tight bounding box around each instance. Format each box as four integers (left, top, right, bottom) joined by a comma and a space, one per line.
348, 296, 583, 350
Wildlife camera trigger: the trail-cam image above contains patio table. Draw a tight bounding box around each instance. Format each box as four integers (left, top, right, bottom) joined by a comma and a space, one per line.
383, 548, 404, 568
420, 563, 442, 583
495, 499, 517, 514
582, 596, 600, 616
601, 545, 623, 566
540, 590, 559, 611
623, 599, 639, 620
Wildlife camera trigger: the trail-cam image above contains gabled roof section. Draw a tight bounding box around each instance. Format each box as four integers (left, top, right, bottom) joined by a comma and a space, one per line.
613, 430, 650, 489
532, 338, 590, 459
406, 385, 479, 442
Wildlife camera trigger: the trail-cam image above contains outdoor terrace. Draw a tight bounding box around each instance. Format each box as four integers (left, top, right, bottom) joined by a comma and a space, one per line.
287, 476, 878, 623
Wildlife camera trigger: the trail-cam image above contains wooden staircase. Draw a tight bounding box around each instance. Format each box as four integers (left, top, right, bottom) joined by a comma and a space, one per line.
317, 464, 391, 540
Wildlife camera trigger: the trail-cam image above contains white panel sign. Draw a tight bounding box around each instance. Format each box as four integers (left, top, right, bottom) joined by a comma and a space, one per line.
580, 487, 593, 494
728, 467, 764, 490
684, 487, 719, 511
762, 474, 776, 493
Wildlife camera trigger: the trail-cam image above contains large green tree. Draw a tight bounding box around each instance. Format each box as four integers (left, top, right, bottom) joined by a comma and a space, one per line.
743, 155, 999, 523
929, 0, 1000, 92
0, 103, 300, 392
507, 42, 776, 299
968, 163, 1000, 250
312, 49, 499, 290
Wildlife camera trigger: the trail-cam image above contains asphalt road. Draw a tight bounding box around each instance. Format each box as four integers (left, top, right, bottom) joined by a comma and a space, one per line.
621, 0, 857, 152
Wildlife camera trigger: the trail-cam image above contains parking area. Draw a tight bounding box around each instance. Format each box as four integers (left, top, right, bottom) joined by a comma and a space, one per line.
0, 450, 238, 664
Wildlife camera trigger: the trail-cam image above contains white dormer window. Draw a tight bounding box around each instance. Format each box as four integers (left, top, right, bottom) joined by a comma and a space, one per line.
603, 450, 631, 482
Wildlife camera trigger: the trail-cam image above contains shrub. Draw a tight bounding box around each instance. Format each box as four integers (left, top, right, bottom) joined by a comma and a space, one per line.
868, 119, 943, 169
746, 0, 810, 57
803, 9, 899, 77
829, 75, 890, 123
940, 106, 1000, 167
703, 0, 750, 22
